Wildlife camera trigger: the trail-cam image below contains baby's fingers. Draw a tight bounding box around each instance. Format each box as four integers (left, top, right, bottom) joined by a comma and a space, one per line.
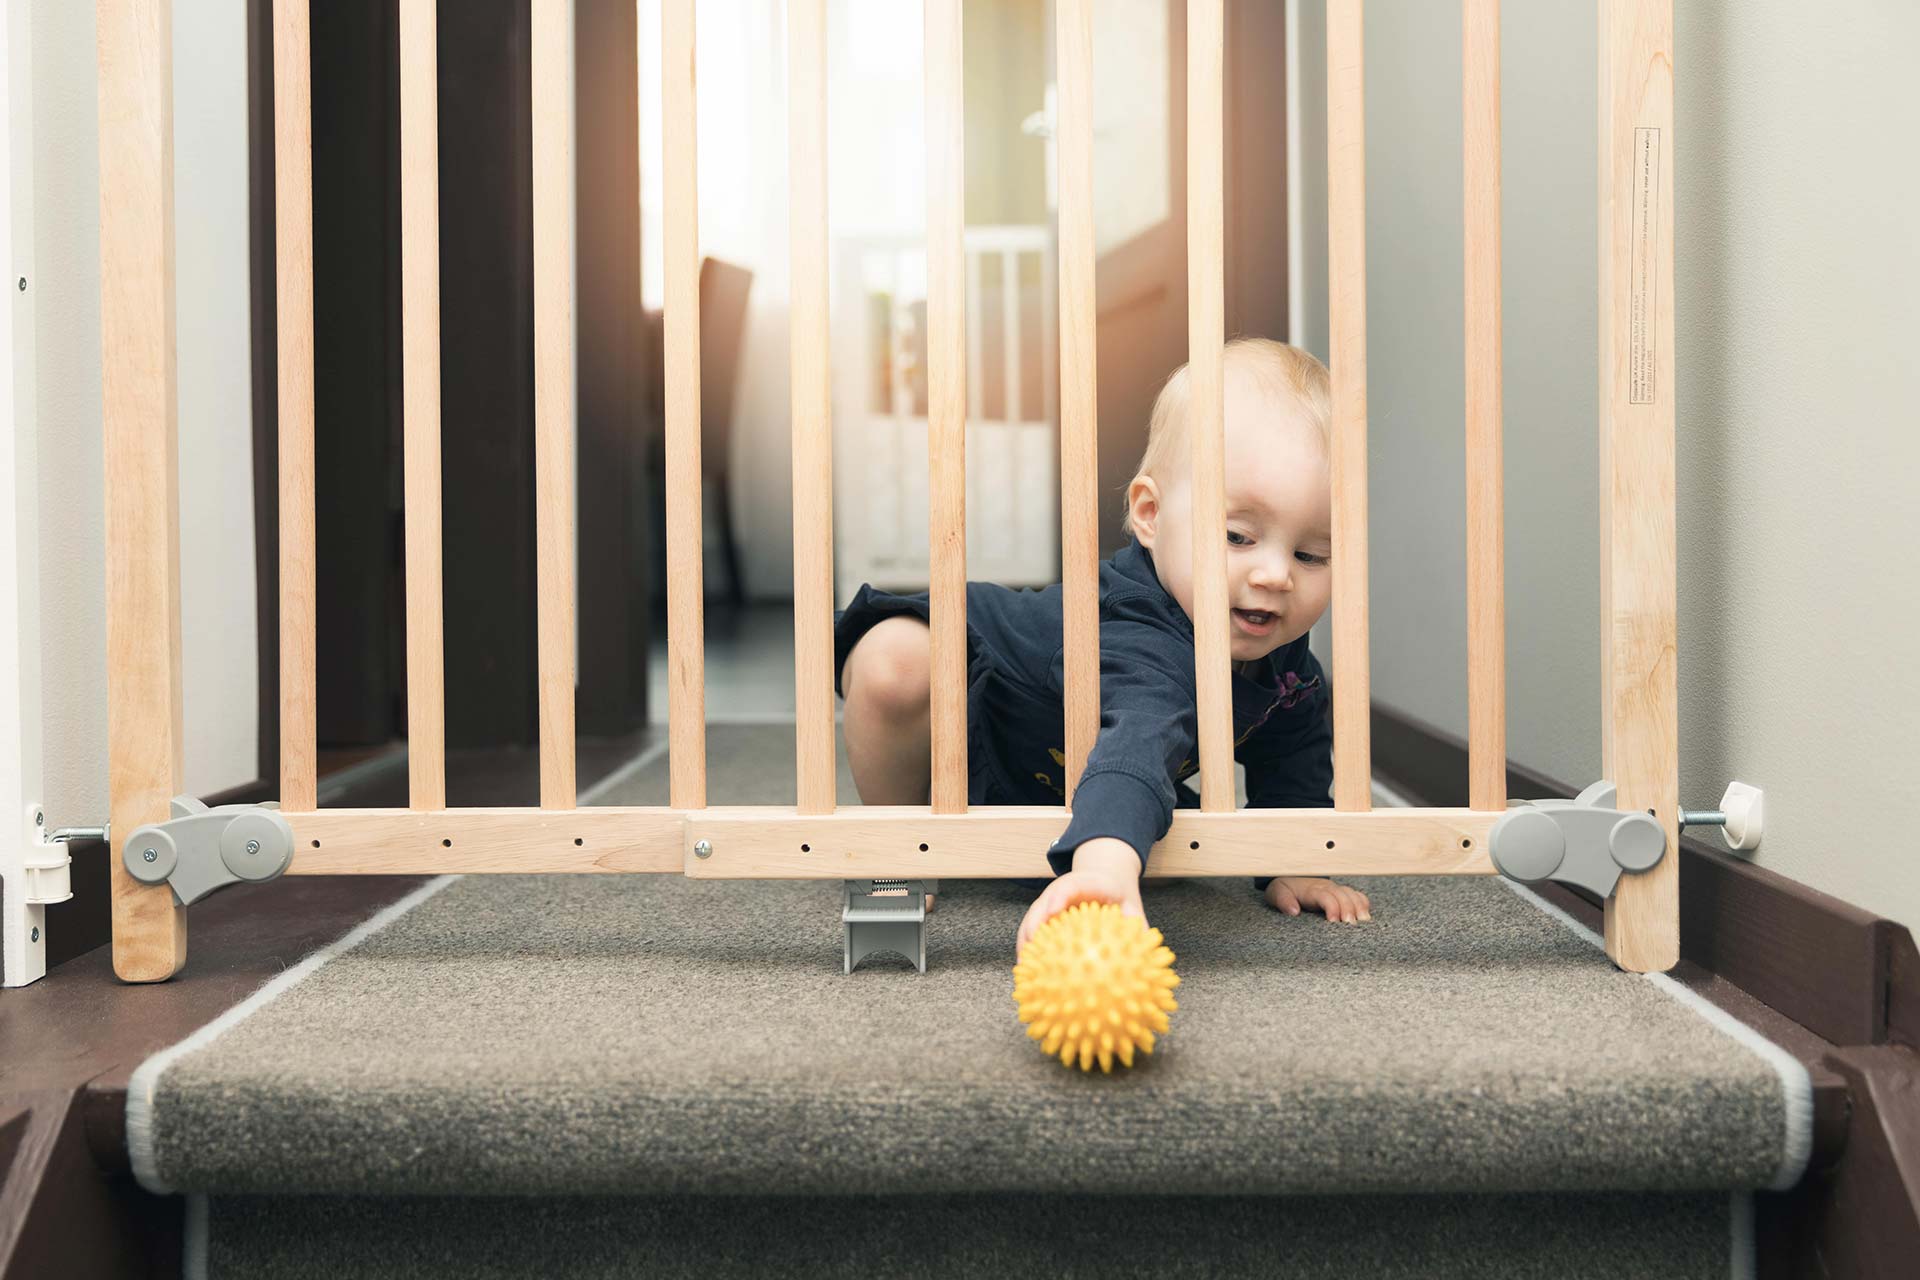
1264, 878, 1302, 916
1016, 881, 1070, 955
1329, 885, 1372, 924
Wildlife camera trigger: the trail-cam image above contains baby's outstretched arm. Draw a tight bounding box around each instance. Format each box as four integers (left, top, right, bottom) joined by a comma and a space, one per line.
1016, 837, 1146, 956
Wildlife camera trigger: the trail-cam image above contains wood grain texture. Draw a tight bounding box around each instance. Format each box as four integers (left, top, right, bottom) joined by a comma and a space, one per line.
399, 0, 445, 809
273, 0, 317, 814
685, 807, 1498, 879
1327, 0, 1372, 811
1598, 0, 1678, 973
788, 0, 836, 814
98, 0, 188, 981
1186, 0, 1232, 813
1055, 0, 1099, 802
276, 807, 1496, 878
285, 809, 685, 874
1463, 0, 1505, 812
531, 0, 576, 808
925, 0, 967, 815
661, 0, 707, 809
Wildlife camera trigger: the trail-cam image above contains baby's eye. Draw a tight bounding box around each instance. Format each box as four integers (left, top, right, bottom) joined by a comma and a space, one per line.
1227, 530, 1252, 547
1295, 550, 1329, 566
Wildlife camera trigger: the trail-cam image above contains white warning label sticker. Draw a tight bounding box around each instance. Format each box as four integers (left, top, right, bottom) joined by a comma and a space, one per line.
1629, 127, 1661, 405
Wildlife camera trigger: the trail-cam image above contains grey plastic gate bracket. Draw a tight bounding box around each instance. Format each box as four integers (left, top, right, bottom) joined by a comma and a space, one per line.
843, 878, 936, 974
122, 796, 295, 907
1488, 780, 1667, 901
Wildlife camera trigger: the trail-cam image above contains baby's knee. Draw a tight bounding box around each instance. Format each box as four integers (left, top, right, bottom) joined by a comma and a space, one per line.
843, 617, 931, 719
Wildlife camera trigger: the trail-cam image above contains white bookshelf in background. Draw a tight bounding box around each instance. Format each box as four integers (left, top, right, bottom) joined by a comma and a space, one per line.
832, 226, 1059, 605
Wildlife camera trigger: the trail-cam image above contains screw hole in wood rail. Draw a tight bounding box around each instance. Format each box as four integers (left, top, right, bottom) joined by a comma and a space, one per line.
1189, 840, 1199, 850
1326, 840, 1336, 849
574, 838, 583, 846
918, 843, 929, 852
311, 840, 320, 848
1461, 838, 1472, 848
442, 839, 452, 847
801, 843, 811, 853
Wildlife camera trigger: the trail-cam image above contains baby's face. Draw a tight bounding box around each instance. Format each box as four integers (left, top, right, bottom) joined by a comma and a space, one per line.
1132, 388, 1333, 665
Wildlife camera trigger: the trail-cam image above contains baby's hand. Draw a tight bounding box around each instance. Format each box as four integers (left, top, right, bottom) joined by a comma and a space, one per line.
1016, 837, 1146, 957
1265, 875, 1372, 924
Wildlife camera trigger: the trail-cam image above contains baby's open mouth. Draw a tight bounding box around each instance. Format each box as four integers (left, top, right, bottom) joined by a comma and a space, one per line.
1233, 609, 1278, 634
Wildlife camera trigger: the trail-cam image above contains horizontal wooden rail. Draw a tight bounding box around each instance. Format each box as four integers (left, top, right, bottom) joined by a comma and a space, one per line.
287, 809, 686, 875
280, 808, 1499, 878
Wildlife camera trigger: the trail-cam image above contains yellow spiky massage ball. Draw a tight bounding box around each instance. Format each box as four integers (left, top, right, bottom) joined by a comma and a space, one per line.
1011, 902, 1180, 1073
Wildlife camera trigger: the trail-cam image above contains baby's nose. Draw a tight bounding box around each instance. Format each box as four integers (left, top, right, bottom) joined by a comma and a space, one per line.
1248, 554, 1291, 590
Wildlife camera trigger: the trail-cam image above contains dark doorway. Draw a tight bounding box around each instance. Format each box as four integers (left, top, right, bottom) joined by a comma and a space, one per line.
247, 0, 653, 802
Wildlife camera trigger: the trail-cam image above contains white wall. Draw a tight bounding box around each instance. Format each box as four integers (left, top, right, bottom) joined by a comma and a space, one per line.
29, 0, 256, 830
1295, 1, 1920, 932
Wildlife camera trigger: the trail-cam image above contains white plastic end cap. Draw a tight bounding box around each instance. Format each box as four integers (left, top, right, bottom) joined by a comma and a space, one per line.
1720, 781, 1764, 851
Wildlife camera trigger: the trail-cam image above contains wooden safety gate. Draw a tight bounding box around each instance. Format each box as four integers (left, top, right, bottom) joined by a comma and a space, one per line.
96, 0, 1679, 982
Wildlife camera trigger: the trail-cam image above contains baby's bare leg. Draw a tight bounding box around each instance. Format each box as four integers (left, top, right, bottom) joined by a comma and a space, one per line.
840, 616, 934, 805
841, 616, 936, 908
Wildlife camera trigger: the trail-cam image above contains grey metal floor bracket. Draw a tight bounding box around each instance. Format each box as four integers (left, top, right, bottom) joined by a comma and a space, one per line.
122, 796, 295, 906
1489, 781, 1667, 900
843, 879, 936, 974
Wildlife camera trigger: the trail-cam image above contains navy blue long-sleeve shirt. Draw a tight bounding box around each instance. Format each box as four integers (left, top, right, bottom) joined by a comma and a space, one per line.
833, 537, 1334, 877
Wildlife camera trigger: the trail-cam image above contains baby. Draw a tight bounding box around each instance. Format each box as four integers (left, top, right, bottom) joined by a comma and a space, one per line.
832, 337, 1370, 952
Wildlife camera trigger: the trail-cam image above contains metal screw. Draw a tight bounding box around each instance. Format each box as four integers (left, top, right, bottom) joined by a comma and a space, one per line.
244, 839, 261, 855
1680, 810, 1726, 829
693, 839, 712, 860
15, 277, 25, 292
142, 848, 157, 863
30, 927, 39, 942
35, 810, 44, 827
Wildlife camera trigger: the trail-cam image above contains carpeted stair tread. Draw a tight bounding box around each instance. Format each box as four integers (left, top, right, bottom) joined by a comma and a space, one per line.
135, 868, 1802, 1198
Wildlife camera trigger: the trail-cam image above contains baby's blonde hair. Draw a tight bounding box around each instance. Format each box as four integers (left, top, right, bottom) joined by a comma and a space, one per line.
1122, 337, 1332, 534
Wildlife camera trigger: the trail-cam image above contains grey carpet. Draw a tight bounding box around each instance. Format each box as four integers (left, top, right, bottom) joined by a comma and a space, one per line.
590, 720, 862, 807
130, 722, 1806, 1199
200, 1189, 1742, 1280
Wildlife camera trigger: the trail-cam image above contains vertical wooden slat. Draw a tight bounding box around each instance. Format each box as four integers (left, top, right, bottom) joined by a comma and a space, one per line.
1463, 0, 1505, 812
925, 0, 967, 814
662, 0, 706, 809
789, 0, 835, 814
1187, 0, 1232, 812
99, 0, 187, 981
1599, 0, 1678, 973
399, 0, 445, 809
1055, 0, 1098, 799
532, 0, 576, 808
1327, 0, 1372, 811
273, 0, 316, 813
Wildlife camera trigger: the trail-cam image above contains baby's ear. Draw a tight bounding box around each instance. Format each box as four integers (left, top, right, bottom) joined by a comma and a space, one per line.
1127, 475, 1160, 546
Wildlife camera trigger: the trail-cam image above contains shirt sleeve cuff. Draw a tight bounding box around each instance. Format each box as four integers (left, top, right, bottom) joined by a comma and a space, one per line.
1045, 770, 1167, 876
